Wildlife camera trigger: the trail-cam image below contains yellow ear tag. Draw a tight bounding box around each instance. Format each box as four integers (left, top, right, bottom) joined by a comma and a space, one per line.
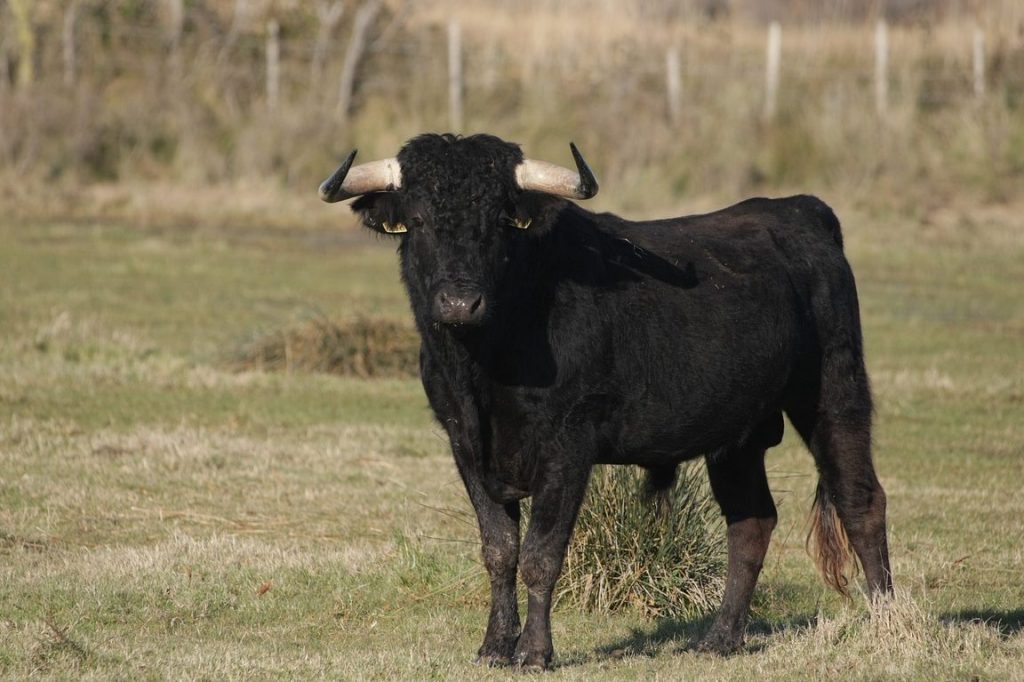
514, 217, 532, 230
382, 222, 407, 233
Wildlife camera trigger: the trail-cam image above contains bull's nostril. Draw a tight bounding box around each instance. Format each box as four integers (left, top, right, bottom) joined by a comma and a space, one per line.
433, 287, 485, 325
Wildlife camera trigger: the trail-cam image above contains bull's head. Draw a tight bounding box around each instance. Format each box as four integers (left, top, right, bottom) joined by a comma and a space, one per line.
319, 134, 597, 328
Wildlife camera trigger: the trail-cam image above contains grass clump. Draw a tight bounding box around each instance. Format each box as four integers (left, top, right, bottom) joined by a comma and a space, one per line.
233, 315, 419, 378
758, 591, 1019, 680
555, 464, 726, 619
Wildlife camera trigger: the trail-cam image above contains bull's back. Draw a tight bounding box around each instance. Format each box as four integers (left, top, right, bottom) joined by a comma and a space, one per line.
554, 196, 848, 460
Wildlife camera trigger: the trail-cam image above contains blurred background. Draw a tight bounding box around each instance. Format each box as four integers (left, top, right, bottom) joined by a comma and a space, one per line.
1, 0, 1022, 225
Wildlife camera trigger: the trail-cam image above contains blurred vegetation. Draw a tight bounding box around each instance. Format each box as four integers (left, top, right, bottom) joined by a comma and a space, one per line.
1, 0, 1023, 219
233, 314, 419, 378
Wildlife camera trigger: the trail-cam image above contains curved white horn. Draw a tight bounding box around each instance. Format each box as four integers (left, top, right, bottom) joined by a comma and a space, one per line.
318, 152, 403, 203
515, 142, 598, 200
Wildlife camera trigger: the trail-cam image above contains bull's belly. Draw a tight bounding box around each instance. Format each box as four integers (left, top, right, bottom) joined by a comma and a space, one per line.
600, 391, 785, 466
599, 425, 734, 467
484, 352, 790, 489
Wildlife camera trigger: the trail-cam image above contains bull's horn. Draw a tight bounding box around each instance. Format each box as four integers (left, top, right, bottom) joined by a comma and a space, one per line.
515, 142, 598, 200
318, 151, 403, 203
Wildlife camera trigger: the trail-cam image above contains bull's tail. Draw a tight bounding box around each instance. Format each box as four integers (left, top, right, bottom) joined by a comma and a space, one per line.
806, 480, 859, 598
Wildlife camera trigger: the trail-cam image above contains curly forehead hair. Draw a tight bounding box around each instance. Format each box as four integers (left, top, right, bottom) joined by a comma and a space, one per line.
396, 134, 525, 204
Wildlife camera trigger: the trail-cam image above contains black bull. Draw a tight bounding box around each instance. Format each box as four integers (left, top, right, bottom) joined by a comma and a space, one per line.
320, 133, 892, 669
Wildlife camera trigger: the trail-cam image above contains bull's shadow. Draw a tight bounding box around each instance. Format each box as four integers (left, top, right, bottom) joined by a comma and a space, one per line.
553, 612, 818, 668
593, 614, 714, 659
559, 608, 1024, 667
943, 608, 1024, 635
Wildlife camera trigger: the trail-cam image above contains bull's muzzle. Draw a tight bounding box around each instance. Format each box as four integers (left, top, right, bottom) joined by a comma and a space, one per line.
433, 286, 487, 326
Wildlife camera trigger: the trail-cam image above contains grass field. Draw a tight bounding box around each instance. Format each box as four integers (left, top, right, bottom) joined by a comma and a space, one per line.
1, 200, 1022, 679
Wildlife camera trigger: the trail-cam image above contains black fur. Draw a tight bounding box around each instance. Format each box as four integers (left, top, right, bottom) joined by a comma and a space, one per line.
347, 134, 892, 668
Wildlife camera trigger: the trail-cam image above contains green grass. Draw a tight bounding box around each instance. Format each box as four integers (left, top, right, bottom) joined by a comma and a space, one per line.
1, 209, 1022, 679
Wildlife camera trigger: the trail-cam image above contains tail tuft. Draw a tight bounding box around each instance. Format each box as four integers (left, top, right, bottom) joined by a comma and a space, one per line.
806, 481, 859, 598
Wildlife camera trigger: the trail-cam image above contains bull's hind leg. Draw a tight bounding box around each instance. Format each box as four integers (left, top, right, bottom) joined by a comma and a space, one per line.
787, 358, 893, 598
698, 424, 780, 654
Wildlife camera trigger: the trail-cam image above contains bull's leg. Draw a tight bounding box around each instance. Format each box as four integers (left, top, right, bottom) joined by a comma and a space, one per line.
421, 351, 523, 665
461, 474, 522, 666
698, 444, 777, 654
514, 469, 590, 671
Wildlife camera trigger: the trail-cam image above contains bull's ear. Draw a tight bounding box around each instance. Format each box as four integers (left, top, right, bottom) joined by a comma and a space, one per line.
513, 191, 567, 235
350, 192, 407, 235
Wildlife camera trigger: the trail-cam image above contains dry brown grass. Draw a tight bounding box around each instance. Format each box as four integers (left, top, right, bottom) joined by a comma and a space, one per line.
232, 315, 419, 378
556, 465, 726, 619
750, 590, 1022, 680
1, 206, 1023, 678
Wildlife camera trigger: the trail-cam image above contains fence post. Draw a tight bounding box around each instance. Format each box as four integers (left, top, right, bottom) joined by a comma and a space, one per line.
219, 0, 251, 62
165, 0, 184, 82
875, 19, 889, 117
311, 1, 345, 85
336, 0, 381, 119
448, 20, 464, 132
666, 46, 682, 126
973, 27, 985, 99
763, 21, 781, 121
0, 41, 8, 96
63, 0, 79, 87
266, 19, 280, 114
8, 0, 35, 90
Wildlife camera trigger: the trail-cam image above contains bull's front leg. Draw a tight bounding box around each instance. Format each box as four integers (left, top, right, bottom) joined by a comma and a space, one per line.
514, 467, 591, 671
422, 355, 521, 664
447, 429, 521, 665
461, 473, 522, 666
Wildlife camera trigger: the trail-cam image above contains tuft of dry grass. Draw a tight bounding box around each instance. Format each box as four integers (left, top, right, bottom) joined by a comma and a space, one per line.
753, 590, 1022, 680
232, 315, 419, 378
556, 464, 726, 619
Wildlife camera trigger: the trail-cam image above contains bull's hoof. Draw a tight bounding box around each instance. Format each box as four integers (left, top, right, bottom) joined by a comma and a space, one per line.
695, 629, 744, 656
476, 636, 518, 668
512, 650, 552, 672
474, 652, 512, 668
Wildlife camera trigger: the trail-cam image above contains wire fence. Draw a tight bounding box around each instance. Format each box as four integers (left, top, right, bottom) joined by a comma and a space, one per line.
2, 1, 1023, 201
